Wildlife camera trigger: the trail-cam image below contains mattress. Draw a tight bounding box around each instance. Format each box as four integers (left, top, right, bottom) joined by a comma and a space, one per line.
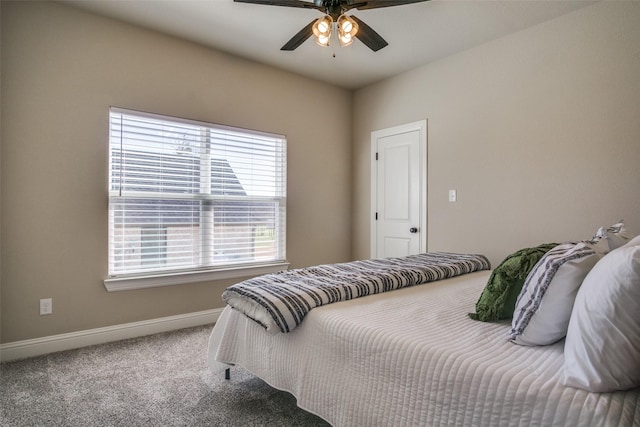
208, 270, 640, 426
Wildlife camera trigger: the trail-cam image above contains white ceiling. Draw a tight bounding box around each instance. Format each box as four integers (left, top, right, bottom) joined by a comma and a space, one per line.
60, 0, 595, 90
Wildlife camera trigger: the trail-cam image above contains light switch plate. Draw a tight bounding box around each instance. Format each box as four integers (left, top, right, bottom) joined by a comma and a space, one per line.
40, 298, 53, 315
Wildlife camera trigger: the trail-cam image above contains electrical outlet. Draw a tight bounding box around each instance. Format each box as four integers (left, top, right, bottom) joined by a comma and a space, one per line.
40, 298, 53, 315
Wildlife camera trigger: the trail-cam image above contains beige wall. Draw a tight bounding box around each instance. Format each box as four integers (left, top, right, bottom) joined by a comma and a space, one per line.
353, 1, 640, 266
0, 1, 352, 342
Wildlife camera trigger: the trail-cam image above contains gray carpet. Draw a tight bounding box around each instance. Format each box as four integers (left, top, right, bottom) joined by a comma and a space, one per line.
0, 324, 331, 426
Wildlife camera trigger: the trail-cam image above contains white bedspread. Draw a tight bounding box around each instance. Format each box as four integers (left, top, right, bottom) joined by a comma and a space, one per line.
208, 271, 639, 426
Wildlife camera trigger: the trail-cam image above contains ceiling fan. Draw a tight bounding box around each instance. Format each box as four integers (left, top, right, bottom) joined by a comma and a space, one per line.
234, 0, 430, 52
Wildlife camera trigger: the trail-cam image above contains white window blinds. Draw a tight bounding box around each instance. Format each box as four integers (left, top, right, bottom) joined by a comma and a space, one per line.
108, 108, 286, 278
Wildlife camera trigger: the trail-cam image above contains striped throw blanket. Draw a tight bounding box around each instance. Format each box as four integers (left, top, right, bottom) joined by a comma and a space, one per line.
222, 252, 490, 334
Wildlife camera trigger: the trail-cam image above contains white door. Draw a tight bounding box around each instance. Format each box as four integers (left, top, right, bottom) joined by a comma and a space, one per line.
371, 121, 427, 259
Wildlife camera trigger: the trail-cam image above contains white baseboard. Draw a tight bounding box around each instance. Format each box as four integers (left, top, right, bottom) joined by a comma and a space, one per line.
0, 308, 223, 362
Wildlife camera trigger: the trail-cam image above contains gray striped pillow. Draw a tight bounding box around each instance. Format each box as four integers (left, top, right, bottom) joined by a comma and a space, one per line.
509, 238, 608, 346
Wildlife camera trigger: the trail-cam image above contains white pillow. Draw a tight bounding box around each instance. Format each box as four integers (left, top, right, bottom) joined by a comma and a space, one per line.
563, 244, 640, 392
509, 238, 608, 346
622, 233, 640, 248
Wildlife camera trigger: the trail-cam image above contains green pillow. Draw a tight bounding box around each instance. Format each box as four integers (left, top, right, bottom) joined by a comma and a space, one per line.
469, 243, 558, 322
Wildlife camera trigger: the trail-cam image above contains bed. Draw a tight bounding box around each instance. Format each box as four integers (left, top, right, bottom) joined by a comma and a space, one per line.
208, 254, 640, 426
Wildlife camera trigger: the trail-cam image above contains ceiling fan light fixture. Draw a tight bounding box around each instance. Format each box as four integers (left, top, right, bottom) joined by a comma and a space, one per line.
337, 14, 358, 37
338, 32, 353, 47
337, 14, 358, 47
316, 33, 331, 46
312, 15, 332, 38
312, 14, 332, 47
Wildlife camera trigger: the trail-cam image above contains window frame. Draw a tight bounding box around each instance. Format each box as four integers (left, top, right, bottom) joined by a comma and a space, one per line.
105, 107, 288, 292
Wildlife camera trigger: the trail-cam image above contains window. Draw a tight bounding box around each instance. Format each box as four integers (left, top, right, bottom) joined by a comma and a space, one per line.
106, 108, 287, 291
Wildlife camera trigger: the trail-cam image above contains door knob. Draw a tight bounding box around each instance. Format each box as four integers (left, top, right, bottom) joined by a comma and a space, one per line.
410, 227, 418, 233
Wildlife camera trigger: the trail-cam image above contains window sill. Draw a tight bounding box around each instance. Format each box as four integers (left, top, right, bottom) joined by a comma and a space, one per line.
104, 262, 290, 292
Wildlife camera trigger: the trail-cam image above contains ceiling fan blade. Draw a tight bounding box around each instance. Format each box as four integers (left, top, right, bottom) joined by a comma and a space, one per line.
234, 0, 321, 10
350, 0, 430, 11
281, 19, 316, 51
350, 15, 388, 52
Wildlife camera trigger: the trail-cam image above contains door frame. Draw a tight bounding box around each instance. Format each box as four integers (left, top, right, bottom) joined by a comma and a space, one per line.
370, 120, 427, 258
